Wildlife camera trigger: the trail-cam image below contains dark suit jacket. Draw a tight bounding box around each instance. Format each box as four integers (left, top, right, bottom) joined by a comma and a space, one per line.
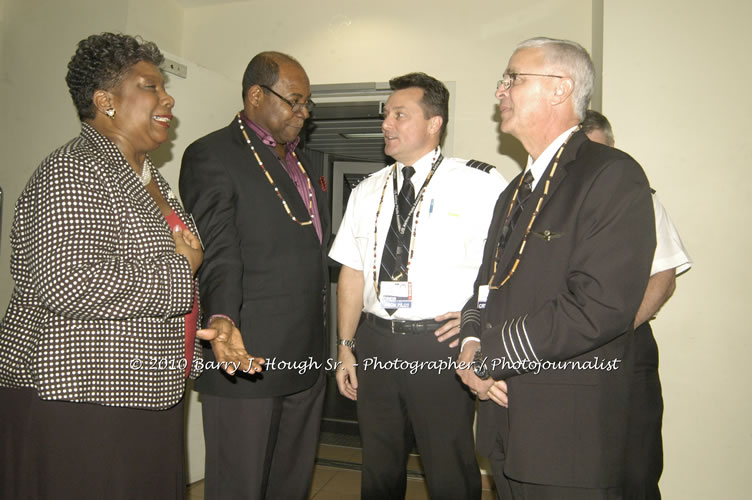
461, 130, 655, 488
180, 117, 330, 399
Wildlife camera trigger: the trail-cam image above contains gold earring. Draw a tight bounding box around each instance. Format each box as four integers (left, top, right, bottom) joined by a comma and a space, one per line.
105, 108, 116, 119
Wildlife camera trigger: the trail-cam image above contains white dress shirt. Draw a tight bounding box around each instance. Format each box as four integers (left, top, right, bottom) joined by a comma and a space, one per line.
524, 126, 580, 190
650, 194, 691, 276
330, 147, 507, 320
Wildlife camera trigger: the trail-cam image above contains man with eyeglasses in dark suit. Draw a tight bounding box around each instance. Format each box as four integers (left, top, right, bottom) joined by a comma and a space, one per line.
180, 51, 329, 500
457, 37, 656, 499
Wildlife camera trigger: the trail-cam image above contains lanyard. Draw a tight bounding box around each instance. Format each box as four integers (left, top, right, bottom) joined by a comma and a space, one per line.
391, 154, 444, 235
371, 150, 444, 294
487, 126, 580, 289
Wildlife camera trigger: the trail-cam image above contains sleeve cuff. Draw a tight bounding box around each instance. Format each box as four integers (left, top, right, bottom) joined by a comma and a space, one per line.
461, 337, 480, 351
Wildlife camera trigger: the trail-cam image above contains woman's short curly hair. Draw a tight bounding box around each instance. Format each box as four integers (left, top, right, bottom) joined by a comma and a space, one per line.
66, 32, 164, 120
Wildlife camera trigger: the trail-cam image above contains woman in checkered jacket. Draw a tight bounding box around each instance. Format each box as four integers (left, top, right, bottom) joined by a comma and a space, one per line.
0, 33, 213, 499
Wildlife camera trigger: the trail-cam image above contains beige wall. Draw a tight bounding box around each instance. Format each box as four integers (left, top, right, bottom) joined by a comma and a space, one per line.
127, 0, 184, 57
182, 0, 593, 180
0, 0, 183, 307
0, 0, 124, 307
603, 2, 751, 497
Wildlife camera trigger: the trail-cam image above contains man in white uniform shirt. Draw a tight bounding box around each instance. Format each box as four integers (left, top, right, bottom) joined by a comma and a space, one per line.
329, 72, 506, 499
583, 109, 692, 500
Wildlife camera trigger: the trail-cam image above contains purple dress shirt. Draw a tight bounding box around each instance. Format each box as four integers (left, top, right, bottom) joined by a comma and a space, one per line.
241, 114, 323, 242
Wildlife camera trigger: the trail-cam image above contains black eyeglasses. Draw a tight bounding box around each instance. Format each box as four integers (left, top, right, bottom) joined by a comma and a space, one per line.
497, 73, 564, 90
260, 85, 315, 113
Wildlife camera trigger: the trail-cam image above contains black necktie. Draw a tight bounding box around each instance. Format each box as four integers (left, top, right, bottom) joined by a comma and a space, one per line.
379, 166, 416, 314
499, 170, 534, 251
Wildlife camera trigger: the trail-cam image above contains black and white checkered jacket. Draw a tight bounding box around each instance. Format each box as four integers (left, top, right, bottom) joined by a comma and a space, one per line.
0, 123, 202, 410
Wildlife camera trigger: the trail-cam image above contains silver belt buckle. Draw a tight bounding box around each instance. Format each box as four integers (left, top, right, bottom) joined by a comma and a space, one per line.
393, 320, 408, 335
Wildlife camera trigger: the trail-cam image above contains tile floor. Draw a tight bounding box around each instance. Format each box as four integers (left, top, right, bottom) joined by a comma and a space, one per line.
186, 443, 496, 499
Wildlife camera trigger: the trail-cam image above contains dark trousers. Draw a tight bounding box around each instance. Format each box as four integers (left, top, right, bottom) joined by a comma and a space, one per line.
201, 371, 325, 500
356, 320, 481, 500
623, 322, 663, 500
487, 440, 621, 500
487, 323, 663, 500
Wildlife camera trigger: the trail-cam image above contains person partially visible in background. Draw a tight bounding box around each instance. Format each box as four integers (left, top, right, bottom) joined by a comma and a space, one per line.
583, 109, 692, 500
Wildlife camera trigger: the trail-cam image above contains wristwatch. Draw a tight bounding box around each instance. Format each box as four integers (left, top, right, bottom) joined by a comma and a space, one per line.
337, 338, 356, 350
473, 349, 490, 380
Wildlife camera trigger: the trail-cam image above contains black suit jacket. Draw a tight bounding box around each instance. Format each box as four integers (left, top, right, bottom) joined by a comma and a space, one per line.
180, 117, 330, 398
462, 130, 655, 488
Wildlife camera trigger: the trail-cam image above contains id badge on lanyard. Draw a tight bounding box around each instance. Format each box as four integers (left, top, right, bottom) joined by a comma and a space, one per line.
380, 281, 413, 309
477, 285, 490, 309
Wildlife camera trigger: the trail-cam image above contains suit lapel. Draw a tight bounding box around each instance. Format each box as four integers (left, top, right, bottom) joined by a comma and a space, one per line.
496, 130, 585, 273
93, 134, 164, 223
535, 130, 585, 215
479, 182, 518, 283
82, 123, 149, 212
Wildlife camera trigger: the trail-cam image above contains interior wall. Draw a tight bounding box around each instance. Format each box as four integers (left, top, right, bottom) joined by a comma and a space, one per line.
589, 0, 603, 110
127, 0, 184, 57
0, 0, 184, 309
602, 2, 750, 498
0, 0, 123, 307
182, 0, 593, 181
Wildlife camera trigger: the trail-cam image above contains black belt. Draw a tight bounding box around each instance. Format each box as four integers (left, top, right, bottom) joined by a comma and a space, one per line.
365, 313, 445, 335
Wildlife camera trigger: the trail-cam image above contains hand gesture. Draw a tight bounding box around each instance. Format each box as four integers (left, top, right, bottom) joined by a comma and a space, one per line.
197, 317, 265, 375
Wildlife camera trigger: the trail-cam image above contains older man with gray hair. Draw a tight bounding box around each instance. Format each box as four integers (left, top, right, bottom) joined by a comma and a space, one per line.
457, 37, 656, 498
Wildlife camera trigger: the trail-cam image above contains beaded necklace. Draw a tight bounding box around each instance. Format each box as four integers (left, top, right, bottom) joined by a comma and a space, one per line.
236, 112, 314, 226
372, 149, 443, 295
487, 126, 580, 289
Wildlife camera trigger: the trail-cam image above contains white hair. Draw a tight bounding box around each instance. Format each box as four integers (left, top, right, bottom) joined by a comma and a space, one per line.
515, 37, 594, 120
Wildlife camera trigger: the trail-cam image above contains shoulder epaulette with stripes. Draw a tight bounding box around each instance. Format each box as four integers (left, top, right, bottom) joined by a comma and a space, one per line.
465, 159, 496, 173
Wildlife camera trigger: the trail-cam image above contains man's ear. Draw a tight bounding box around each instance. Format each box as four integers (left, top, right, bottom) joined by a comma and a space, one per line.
246, 84, 264, 108
552, 78, 574, 106
428, 115, 443, 136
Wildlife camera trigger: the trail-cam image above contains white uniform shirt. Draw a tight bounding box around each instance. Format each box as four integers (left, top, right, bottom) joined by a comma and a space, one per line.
651, 194, 691, 276
329, 147, 507, 320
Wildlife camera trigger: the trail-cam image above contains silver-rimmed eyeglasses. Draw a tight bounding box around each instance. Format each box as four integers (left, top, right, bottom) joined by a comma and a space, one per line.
260, 85, 315, 113
497, 73, 564, 90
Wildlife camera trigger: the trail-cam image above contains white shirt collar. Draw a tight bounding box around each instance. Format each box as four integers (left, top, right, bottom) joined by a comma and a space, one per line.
396, 146, 442, 188
524, 126, 578, 190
